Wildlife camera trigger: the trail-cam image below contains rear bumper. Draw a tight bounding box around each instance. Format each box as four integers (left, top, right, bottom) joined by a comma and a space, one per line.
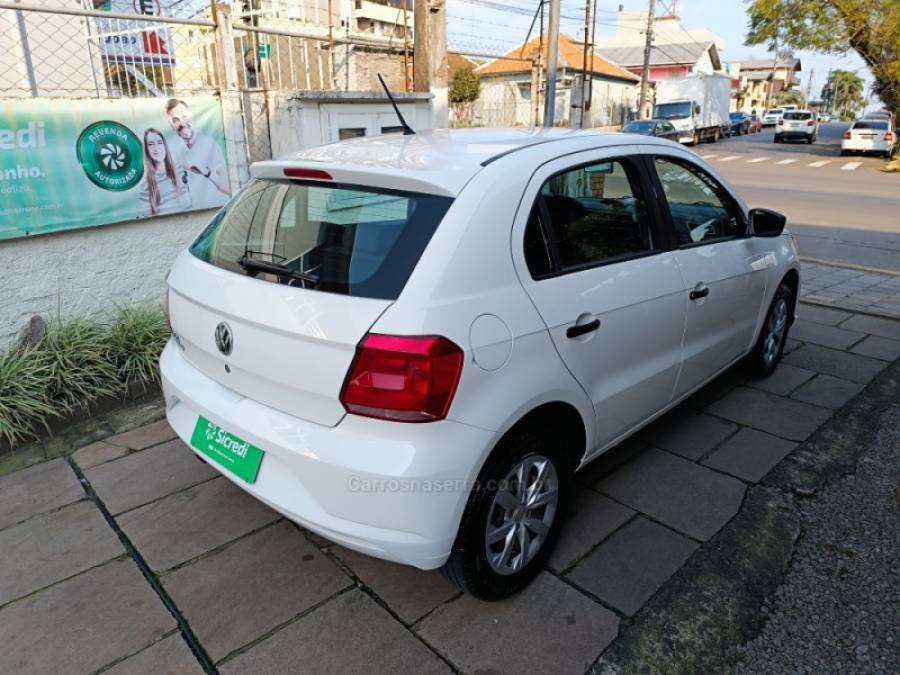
775, 130, 813, 139
160, 340, 498, 570
842, 140, 890, 153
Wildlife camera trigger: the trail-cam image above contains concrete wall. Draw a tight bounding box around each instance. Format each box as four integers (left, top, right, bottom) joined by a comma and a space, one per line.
1, 209, 215, 346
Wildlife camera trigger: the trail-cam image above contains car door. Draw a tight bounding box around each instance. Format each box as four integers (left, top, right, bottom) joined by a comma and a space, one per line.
647, 152, 770, 397
660, 121, 679, 141
512, 149, 687, 456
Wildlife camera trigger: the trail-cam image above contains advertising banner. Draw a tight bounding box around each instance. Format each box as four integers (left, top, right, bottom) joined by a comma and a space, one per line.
0, 96, 230, 240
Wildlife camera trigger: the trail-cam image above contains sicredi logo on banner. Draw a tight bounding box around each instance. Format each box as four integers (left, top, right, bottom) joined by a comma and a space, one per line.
75, 120, 144, 191
0, 122, 46, 150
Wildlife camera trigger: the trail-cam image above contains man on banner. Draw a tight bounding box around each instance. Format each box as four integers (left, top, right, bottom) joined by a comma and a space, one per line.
165, 99, 230, 209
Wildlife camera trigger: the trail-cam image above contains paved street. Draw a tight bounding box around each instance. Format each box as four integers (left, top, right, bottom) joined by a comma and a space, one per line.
2, 297, 899, 674
692, 122, 900, 273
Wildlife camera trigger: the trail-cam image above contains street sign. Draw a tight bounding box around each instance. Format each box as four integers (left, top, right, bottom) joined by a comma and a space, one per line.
258, 43, 272, 60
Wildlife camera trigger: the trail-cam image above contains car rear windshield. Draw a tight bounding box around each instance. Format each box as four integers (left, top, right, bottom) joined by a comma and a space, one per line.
624, 121, 654, 133
190, 179, 453, 300
766, 109, 783, 115
853, 120, 889, 130
783, 112, 813, 120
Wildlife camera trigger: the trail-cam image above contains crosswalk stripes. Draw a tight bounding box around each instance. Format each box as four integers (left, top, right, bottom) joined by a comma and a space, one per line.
708, 154, 861, 170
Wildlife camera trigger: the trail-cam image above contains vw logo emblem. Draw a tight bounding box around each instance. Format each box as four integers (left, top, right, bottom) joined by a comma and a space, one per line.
214, 322, 233, 356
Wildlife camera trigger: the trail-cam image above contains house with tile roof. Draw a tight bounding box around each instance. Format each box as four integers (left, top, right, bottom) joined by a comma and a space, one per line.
472, 33, 640, 128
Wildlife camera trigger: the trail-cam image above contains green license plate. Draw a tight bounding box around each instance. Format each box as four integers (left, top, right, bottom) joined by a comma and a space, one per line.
190, 416, 264, 484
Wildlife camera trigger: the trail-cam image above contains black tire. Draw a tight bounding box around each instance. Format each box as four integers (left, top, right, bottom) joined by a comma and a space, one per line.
691, 131, 700, 146
441, 423, 572, 600
748, 282, 793, 377
773, 136, 780, 143
840, 149, 848, 156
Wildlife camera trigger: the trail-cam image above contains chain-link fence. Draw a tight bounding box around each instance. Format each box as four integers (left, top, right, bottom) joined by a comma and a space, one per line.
0, 1, 219, 98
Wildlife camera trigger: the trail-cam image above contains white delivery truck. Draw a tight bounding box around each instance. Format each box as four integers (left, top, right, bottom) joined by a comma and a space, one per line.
653, 73, 732, 145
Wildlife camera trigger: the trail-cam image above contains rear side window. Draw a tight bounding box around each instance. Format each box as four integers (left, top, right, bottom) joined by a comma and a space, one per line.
853, 120, 889, 130
784, 112, 812, 120
190, 179, 452, 300
524, 159, 654, 276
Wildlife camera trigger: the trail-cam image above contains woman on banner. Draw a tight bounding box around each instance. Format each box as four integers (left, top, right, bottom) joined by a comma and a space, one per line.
139, 128, 191, 216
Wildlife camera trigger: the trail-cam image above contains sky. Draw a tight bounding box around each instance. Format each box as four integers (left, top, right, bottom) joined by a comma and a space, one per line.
445, 0, 879, 109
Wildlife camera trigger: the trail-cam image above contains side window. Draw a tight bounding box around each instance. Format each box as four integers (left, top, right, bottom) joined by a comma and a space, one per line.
530, 159, 653, 274
654, 158, 746, 245
523, 207, 553, 277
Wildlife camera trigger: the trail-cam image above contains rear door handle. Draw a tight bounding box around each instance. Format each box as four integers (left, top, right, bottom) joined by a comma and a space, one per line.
566, 318, 601, 338
690, 286, 710, 301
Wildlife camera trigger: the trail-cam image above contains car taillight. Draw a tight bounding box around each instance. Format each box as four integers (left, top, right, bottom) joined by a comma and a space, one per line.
340, 334, 464, 422
777, 118, 784, 126
844, 130, 852, 139
885, 132, 894, 142
807, 120, 815, 126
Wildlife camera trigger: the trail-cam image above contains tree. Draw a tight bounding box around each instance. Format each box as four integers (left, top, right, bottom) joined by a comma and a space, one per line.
744, 0, 900, 115
821, 70, 866, 119
449, 68, 481, 126
449, 68, 480, 104
774, 90, 805, 107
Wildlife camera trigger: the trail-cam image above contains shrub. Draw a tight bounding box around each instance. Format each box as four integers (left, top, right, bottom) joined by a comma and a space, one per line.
39, 316, 122, 412
107, 305, 170, 388
0, 346, 57, 447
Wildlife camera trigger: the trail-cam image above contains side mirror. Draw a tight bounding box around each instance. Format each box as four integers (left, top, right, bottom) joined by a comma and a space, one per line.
694, 104, 701, 115
750, 208, 787, 237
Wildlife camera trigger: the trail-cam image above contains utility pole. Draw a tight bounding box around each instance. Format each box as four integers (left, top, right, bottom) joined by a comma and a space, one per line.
543, 0, 561, 127
413, 0, 448, 127
764, 38, 779, 111
804, 67, 814, 108
637, 0, 655, 119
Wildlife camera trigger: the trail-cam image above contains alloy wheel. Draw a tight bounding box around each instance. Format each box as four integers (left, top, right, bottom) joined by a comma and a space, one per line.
484, 455, 559, 575
763, 298, 789, 365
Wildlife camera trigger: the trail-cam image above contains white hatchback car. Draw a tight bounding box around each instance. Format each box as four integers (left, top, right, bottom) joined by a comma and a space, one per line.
161, 128, 800, 599
775, 110, 818, 144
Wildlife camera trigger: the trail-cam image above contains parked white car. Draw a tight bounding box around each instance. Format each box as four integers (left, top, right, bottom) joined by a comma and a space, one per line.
842, 119, 896, 157
775, 110, 818, 144
763, 108, 784, 126
161, 128, 800, 599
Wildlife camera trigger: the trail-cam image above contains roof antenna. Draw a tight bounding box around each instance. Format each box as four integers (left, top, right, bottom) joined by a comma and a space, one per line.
377, 73, 415, 135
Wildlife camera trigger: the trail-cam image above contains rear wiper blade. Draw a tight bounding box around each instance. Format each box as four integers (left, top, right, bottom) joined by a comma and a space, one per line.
237, 255, 319, 284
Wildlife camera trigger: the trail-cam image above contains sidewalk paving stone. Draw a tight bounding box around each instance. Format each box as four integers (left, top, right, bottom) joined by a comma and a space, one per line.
548, 488, 635, 573
0, 500, 123, 606
747, 363, 816, 396
117, 478, 279, 572
103, 634, 204, 675
702, 428, 797, 483
0, 559, 173, 675
783, 344, 887, 384
332, 546, 456, 625
417, 572, 618, 675
788, 320, 866, 350
0, 458, 83, 530
798, 304, 853, 326
72, 440, 129, 470
104, 419, 176, 450
596, 448, 745, 541
638, 412, 738, 461
221, 589, 450, 675
850, 335, 900, 362
790, 375, 865, 410
566, 517, 698, 616
162, 521, 350, 662
575, 437, 648, 487
707, 386, 832, 441
84, 439, 216, 515
839, 314, 900, 340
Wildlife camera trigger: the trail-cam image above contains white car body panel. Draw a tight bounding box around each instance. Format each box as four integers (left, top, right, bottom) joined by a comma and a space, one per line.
842, 121, 894, 154
160, 129, 800, 571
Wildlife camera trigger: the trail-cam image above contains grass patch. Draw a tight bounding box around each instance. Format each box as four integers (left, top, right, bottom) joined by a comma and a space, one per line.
0, 305, 169, 449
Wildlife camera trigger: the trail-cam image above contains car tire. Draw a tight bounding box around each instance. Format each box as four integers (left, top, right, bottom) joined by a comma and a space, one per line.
691, 131, 700, 146
773, 136, 780, 143
748, 282, 793, 378
840, 149, 848, 156
441, 423, 571, 600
